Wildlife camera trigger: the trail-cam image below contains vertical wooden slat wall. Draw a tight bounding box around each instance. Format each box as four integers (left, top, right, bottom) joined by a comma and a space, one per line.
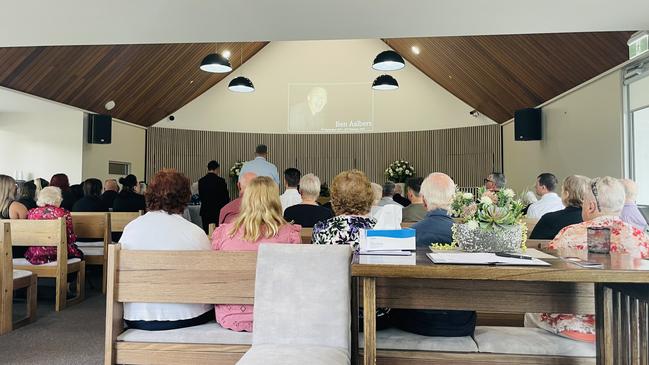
146, 125, 502, 196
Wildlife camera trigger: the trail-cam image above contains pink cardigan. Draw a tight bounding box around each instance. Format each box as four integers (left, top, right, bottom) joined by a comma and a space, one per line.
211, 222, 302, 332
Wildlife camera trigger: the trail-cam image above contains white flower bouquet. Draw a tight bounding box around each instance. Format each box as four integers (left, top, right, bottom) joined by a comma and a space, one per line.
229, 161, 245, 178
451, 187, 527, 252
384, 160, 415, 183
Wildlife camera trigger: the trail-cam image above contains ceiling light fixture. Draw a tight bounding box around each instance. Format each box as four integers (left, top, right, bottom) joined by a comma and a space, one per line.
411, 46, 420, 55
228, 49, 255, 93
104, 100, 116, 111
372, 74, 399, 90
200, 43, 232, 73
222, 50, 231, 59
372, 50, 405, 71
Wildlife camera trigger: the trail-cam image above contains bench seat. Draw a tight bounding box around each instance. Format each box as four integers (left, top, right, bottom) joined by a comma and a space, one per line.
75, 240, 104, 247
117, 321, 253, 345
474, 326, 596, 357
237, 344, 349, 365
13, 269, 33, 280
360, 327, 478, 352
13, 258, 81, 266
78, 246, 104, 256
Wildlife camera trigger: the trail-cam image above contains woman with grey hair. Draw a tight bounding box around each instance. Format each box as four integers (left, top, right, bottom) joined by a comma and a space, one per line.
283, 173, 333, 228
23, 186, 83, 265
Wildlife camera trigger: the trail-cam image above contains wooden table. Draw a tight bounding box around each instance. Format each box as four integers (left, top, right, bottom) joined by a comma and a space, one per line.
352, 249, 649, 365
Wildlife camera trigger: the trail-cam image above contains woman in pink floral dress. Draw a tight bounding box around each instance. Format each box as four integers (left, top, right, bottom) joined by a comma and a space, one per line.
527, 177, 649, 343
24, 186, 83, 265
212, 176, 301, 332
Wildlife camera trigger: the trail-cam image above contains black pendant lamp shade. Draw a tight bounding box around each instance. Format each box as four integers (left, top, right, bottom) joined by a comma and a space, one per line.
372, 50, 405, 71
200, 53, 233, 73
228, 76, 255, 93
372, 74, 399, 90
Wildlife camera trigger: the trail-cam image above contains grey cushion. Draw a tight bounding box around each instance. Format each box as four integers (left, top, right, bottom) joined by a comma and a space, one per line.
252, 244, 352, 354
359, 328, 478, 352
474, 326, 596, 357
13, 269, 33, 280
78, 246, 104, 256
236, 344, 349, 365
117, 321, 252, 345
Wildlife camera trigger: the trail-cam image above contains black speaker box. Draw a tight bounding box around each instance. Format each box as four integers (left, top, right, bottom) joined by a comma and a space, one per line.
86, 113, 112, 144
514, 108, 542, 141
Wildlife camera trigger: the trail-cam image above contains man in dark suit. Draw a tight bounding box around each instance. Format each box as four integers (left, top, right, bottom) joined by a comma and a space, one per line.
198, 161, 230, 233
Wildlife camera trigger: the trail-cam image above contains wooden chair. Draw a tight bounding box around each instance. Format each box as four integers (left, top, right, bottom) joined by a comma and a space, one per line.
300, 227, 313, 243
0, 222, 37, 335
71, 212, 111, 293
105, 244, 257, 365
208, 223, 216, 237
524, 218, 539, 237
9, 218, 85, 311
110, 211, 142, 237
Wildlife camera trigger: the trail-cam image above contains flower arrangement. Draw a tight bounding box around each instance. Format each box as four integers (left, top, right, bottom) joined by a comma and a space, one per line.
229, 161, 245, 178
449, 187, 528, 252
384, 160, 415, 183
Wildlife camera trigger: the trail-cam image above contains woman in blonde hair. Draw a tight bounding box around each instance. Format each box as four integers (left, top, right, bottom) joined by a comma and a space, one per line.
0, 174, 29, 219
211, 176, 301, 332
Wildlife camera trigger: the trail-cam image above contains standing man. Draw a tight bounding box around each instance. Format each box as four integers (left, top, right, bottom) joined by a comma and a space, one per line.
526, 173, 564, 219
198, 160, 230, 233
239, 144, 280, 185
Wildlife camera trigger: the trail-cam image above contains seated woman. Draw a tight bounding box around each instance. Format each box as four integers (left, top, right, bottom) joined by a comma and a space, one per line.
527, 177, 649, 342
24, 186, 84, 265
0, 174, 29, 219
530, 175, 589, 239
72, 178, 109, 212
212, 176, 301, 332
312, 170, 391, 329
113, 174, 146, 212
312, 170, 377, 249
119, 169, 213, 331
369, 182, 402, 229
17, 180, 38, 210
283, 173, 333, 228
50, 173, 77, 211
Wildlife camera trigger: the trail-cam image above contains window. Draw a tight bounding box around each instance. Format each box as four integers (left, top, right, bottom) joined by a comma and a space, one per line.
108, 161, 131, 176
624, 60, 649, 204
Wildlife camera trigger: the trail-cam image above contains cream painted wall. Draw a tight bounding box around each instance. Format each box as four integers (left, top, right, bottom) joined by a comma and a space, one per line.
503, 71, 624, 193
82, 121, 146, 184
0, 87, 146, 185
155, 39, 495, 133
0, 111, 84, 182
630, 74, 649, 110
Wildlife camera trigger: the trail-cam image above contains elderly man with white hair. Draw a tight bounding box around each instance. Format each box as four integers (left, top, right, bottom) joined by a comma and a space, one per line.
549, 176, 649, 258
410, 172, 456, 247
283, 173, 333, 228
619, 179, 648, 230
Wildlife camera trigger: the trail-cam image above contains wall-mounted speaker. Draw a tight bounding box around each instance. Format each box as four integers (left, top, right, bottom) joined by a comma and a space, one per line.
86, 113, 112, 144
514, 108, 542, 141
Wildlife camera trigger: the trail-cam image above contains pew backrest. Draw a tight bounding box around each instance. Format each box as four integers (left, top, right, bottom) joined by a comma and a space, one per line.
110, 211, 142, 233
0, 222, 11, 333
300, 227, 313, 243
71, 212, 111, 241
1, 218, 66, 248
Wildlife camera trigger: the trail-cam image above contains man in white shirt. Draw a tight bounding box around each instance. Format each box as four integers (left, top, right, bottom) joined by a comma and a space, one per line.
377, 181, 402, 207
526, 173, 564, 219
280, 167, 302, 212
239, 144, 280, 185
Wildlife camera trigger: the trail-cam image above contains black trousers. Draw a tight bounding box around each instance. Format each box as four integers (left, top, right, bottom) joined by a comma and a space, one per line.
201, 215, 218, 234
125, 310, 215, 331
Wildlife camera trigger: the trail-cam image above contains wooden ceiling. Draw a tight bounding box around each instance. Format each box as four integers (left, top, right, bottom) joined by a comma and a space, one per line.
386, 32, 633, 123
0, 42, 267, 126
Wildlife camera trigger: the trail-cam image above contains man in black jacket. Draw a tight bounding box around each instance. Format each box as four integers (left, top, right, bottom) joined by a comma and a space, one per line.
199, 161, 230, 233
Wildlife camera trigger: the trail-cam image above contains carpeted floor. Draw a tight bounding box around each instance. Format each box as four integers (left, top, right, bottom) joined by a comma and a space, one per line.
1, 275, 105, 364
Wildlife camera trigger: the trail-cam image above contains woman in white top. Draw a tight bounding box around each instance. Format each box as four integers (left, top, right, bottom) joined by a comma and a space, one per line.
119, 169, 213, 331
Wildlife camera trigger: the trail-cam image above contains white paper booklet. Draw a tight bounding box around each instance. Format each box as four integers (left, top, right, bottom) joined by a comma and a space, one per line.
426, 252, 551, 266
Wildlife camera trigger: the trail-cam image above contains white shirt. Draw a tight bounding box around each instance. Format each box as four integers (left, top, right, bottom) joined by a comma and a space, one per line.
119, 211, 212, 321
239, 156, 280, 185
526, 192, 564, 219
370, 205, 403, 229
377, 196, 401, 207
280, 188, 302, 212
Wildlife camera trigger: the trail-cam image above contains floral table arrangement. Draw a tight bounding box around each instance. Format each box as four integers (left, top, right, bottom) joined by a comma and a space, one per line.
384, 160, 415, 183
448, 187, 527, 252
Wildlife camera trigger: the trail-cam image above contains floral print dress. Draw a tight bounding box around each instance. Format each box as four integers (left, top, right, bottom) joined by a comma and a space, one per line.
527, 215, 649, 343
24, 205, 83, 265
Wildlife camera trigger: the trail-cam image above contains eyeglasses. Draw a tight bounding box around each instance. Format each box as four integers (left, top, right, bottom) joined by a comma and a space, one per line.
484, 178, 494, 184
590, 179, 601, 212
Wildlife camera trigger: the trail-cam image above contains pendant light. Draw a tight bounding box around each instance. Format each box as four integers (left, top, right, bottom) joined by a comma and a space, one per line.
228, 49, 255, 92
372, 74, 399, 90
200, 43, 232, 73
372, 50, 405, 71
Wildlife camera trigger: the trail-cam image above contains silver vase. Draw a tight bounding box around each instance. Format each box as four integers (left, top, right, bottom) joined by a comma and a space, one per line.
455, 223, 523, 252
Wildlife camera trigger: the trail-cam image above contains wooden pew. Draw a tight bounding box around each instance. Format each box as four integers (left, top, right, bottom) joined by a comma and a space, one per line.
300, 227, 313, 243
71, 212, 111, 293
110, 211, 142, 235
208, 223, 216, 237
0, 222, 37, 335
105, 245, 257, 365
8, 218, 85, 311
524, 218, 539, 237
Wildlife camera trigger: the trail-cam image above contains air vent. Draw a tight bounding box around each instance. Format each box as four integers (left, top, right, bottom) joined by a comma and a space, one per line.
108, 161, 131, 175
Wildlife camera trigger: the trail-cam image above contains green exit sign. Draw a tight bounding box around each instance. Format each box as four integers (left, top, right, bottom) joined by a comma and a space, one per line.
629, 32, 649, 60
